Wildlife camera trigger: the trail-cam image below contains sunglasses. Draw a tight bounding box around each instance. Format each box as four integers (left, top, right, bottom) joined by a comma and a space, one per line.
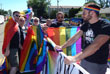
20, 19, 25, 22
58, 16, 63, 19
14, 15, 20, 18
34, 20, 38, 22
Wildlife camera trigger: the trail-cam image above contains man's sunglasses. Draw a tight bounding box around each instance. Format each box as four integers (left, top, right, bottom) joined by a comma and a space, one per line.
14, 15, 20, 17
58, 16, 63, 19
20, 19, 25, 22
34, 20, 38, 22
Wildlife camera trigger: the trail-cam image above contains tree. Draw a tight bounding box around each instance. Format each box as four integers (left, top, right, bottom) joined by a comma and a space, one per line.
8, 10, 12, 16
84, 0, 98, 5
97, 0, 110, 8
64, 13, 68, 18
85, 0, 110, 8
50, 10, 58, 19
69, 8, 81, 18
27, 0, 48, 18
0, 9, 8, 15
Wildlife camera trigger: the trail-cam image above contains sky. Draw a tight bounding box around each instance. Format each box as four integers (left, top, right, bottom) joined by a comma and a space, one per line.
0, 0, 86, 12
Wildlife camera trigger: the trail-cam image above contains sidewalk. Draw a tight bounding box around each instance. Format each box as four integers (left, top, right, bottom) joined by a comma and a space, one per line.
0, 23, 5, 59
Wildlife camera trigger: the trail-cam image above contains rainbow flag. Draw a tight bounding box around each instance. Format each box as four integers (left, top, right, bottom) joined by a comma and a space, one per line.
44, 27, 82, 74
19, 26, 90, 74
47, 27, 81, 56
46, 50, 59, 74
44, 37, 89, 74
35, 40, 47, 74
2, 17, 18, 54
20, 26, 35, 72
20, 8, 32, 27
20, 25, 46, 74
0, 57, 9, 74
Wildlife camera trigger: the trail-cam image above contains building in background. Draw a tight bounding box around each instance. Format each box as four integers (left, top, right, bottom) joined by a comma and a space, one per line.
100, 8, 110, 20
49, 6, 82, 15
76, 7, 110, 20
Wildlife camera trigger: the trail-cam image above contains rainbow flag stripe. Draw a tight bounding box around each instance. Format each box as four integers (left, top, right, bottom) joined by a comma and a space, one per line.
84, 6, 100, 12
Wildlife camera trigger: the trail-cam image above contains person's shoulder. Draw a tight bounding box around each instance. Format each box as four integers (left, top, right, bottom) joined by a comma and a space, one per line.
50, 22, 57, 27
80, 22, 88, 27
99, 19, 110, 28
62, 22, 71, 27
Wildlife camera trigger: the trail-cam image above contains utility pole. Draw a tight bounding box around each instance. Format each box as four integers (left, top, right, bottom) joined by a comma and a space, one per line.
0, 3, 2, 15
0, 3, 2, 9
57, 0, 59, 11
48, 0, 51, 18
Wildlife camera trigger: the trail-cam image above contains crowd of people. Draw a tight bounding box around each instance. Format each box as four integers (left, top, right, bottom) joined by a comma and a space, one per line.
2, 3, 110, 74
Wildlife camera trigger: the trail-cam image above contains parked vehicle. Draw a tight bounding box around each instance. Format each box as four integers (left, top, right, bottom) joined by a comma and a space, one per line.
0, 15, 4, 24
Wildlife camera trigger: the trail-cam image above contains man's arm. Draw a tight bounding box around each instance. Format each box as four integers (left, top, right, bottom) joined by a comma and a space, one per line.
65, 35, 110, 64
61, 30, 83, 49
55, 30, 83, 50
4, 43, 10, 56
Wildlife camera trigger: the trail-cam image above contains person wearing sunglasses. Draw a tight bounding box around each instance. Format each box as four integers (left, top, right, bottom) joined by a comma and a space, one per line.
2, 11, 21, 74
13, 11, 20, 22
18, 16, 26, 61
33, 17, 40, 26
50, 11, 70, 27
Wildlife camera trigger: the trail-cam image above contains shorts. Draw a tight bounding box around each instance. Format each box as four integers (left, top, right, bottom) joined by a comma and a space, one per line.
80, 59, 107, 74
7, 48, 19, 67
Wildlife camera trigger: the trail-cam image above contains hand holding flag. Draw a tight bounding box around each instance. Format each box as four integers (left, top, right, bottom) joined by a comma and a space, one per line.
54, 45, 63, 52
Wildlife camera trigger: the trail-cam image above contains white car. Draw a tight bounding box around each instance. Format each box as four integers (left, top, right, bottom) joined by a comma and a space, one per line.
0, 15, 4, 24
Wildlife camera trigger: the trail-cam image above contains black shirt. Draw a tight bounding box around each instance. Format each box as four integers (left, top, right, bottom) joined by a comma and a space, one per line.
19, 26, 25, 46
80, 20, 110, 64
50, 21, 70, 27
10, 31, 19, 49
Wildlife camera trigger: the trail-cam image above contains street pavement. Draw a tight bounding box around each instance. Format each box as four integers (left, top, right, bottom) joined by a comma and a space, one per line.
0, 23, 5, 59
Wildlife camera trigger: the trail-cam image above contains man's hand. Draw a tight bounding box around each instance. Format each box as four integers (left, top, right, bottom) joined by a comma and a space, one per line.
64, 56, 76, 65
42, 25, 48, 34
4, 48, 10, 57
54, 45, 62, 52
19, 44, 23, 50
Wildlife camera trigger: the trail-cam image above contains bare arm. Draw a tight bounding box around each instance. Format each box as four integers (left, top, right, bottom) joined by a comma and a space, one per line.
61, 30, 83, 49
4, 43, 10, 56
74, 35, 110, 62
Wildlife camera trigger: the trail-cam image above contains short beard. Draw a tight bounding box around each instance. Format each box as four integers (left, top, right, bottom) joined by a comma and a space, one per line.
84, 15, 92, 23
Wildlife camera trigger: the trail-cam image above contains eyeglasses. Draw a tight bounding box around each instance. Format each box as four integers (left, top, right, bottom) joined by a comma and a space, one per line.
57, 16, 63, 19
14, 14, 20, 18
34, 20, 38, 22
20, 19, 25, 22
